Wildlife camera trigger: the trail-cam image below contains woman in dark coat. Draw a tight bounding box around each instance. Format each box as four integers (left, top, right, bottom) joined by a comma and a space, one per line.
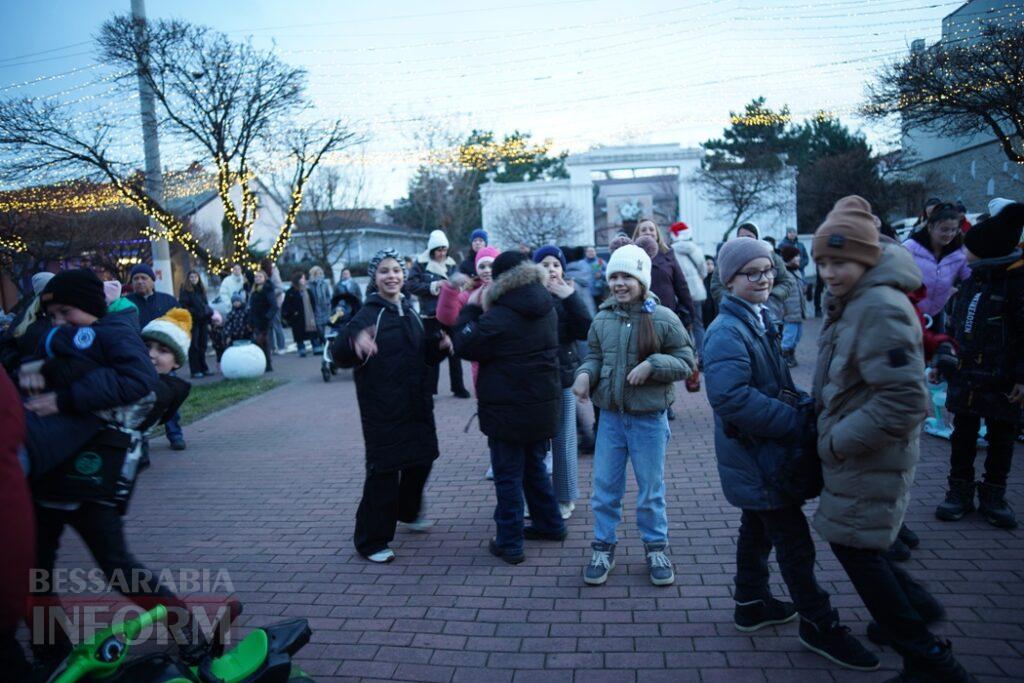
633, 219, 695, 328
333, 248, 451, 563
247, 270, 278, 372
178, 270, 211, 377
281, 272, 319, 358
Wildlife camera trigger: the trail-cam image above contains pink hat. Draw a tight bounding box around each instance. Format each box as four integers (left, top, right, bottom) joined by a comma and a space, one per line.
475, 246, 501, 267
103, 280, 122, 305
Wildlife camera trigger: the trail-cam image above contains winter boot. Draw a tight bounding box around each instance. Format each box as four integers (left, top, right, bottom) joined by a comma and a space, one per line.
898, 523, 920, 549
885, 639, 975, 682
799, 610, 880, 671
783, 348, 798, 368
867, 586, 946, 647
884, 537, 912, 562
977, 482, 1018, 529
934, 479, 975, 521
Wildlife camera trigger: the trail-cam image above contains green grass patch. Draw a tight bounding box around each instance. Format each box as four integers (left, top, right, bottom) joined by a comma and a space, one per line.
177, 377, 285, 426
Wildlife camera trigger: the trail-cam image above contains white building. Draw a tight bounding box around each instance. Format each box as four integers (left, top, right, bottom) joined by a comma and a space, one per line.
480, 143, 797, 255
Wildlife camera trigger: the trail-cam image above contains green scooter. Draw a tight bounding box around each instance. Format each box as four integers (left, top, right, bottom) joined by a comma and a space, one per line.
46, 603, 314, 682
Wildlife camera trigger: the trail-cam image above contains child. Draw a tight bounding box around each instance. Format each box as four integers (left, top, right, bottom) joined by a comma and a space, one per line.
778, 244, 807, 367
813, 195, 970, 681
453, 251, 566, 565
222, 292, 252, 347
533, 246, 592, 519
936, 201, 1024, 529
703, 237, 877, 671
332, 249, 450, 563
572, 244, 694, 586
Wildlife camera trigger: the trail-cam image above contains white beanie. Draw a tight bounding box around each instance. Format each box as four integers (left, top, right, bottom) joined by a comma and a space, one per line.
427, 229, 449, 252
605, 244, 651, 292
989, 197, 1016, 217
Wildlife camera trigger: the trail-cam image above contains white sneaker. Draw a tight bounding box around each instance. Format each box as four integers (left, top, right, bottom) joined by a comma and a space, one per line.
544, 451, 553, 476
366, 548, 395, 563
559, 502, 575, 520
404, 517, 433, 533
485, 466, 494, 480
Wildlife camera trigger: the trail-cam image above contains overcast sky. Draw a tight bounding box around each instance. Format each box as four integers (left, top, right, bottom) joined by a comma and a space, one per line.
1, 0, 968, 205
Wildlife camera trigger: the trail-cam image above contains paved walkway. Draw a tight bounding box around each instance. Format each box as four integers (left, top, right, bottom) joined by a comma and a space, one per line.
51, 319, 1023, 681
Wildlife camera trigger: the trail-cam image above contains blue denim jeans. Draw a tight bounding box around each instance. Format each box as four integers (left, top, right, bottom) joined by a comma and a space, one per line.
164, 412, 183, 444
591, 410, 670, 545
781, 321, 802, 352
489, 438, 564, 554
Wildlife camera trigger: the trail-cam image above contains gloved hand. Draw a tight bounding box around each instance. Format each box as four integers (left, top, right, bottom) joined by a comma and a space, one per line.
931, 341, 958, 381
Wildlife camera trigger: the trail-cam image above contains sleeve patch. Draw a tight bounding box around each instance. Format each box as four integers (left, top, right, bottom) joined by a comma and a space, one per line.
888, 348, 909, 368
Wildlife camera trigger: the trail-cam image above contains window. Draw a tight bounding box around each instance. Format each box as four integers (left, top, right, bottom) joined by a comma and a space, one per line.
970, 160, 976, 179
987, 178, 995, 196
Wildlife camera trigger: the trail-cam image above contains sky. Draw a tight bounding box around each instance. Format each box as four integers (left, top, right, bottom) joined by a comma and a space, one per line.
0, 0, 976, 206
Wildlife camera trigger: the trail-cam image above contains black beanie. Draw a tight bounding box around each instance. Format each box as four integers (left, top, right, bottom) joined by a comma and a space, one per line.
491, 251, 530, 281
39, 268, 107, 319
963, 202, 1024, 260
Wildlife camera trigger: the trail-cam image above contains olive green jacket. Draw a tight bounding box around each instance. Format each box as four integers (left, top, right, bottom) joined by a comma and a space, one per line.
576, 296, 695, 414
812, 244, 928, 550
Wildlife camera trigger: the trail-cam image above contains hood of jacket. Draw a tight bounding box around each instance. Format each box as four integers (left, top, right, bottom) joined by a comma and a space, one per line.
485, 262, 554, 319
837, 242, 922, 307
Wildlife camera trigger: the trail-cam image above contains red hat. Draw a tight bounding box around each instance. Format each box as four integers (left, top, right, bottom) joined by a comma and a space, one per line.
669, 221, 690, 237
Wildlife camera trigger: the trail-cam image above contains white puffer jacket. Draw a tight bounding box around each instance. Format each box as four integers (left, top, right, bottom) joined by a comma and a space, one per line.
671, 236, 708, 302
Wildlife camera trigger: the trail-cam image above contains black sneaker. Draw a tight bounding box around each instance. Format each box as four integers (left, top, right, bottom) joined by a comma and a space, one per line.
523, 525, 567, 541
897, 524, 920, 549
935, 479, 975, 521
799, 612, 880, 671
884, 538, 912, 562
488, 538, 525, 565
885, 640, 974, 683
584, 542, 615, 585
169, 438, 187, 451
453, 388, 471, 399
867, 587, 945, 647
734, 597, 798, 632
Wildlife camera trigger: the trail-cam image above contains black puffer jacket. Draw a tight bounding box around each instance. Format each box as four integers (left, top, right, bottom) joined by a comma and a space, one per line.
552, 291, 592, 388
946, 250, 1024, 424
333, 294, 445, 473
452, 262, 561, 443
247, 283, 278, 332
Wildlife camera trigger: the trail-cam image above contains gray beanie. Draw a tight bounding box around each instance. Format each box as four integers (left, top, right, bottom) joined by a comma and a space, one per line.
717, 237, 774, 287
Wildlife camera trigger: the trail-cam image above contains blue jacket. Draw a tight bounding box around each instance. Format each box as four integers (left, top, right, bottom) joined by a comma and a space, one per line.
703, 296, 800, 510
126, 290, 178, 328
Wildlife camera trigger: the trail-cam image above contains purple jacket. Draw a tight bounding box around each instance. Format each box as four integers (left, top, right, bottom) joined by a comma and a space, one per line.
902, 231, 972, 316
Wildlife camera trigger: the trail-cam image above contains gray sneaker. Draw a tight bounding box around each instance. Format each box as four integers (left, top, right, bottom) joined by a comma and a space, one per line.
584, 542, 615, 585
645, 542, 675, 586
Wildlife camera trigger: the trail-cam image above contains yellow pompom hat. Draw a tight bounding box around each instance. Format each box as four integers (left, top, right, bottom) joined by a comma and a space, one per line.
141, 307, 193, 367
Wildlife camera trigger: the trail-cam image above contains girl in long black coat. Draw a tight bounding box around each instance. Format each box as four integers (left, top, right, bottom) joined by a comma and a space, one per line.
178, 270, 211, 377
333, 249, 451, 563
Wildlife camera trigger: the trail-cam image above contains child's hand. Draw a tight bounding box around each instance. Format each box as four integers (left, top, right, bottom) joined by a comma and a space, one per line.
546, 276, 575, 300
25, 392, 59, 416
353, 326, 378, 360
438, 331, 452, 353
1008, 383, 1024, 405
18, 370, 46, 395
572, 373, 590, 401
626, 360, 653, 386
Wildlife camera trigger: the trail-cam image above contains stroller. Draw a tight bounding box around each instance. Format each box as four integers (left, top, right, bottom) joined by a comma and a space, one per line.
321, 290, 361, 382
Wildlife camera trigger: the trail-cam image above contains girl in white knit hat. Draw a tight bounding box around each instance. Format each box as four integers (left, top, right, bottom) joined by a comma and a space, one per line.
572, 244, 695, 587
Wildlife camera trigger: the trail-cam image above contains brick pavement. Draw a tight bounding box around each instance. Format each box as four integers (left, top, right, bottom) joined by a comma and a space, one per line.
46, 318, 1023, 682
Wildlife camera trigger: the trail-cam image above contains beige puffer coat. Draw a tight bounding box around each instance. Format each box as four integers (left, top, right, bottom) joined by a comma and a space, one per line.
812, 243, 929, 550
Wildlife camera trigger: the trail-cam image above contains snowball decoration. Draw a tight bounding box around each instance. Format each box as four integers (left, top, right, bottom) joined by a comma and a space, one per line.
220, 341, 266, 379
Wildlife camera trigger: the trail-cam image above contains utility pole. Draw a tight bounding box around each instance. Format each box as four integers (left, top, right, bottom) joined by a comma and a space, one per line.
131, 0, 173, 294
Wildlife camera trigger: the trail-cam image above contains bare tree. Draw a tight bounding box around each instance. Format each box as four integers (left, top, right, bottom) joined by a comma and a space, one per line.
692, 164, 795, 241
494, 199, 579, 249
864, 24, 1024, 163
0, 15, 362, 272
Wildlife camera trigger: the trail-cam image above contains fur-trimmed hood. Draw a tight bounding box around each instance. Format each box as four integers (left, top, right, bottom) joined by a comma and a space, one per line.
416, 251, 457, 278
485, 261, 553, 318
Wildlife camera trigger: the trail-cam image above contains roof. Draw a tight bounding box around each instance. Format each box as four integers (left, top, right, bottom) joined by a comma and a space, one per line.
293, 210, 426, 236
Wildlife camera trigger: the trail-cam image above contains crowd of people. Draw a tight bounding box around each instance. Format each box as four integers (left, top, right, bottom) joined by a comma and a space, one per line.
2, 193, 1021, 683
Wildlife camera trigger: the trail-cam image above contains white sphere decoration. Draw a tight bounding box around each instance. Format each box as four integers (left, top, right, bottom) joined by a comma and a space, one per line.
221, 341, 266, 379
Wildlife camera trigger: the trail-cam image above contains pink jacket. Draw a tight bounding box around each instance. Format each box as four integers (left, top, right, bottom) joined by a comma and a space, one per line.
436, 282, 489, 392
902, 233, 972, 316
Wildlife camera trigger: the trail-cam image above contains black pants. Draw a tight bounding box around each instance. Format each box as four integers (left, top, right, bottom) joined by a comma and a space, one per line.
188, 323, 209, 375
735, 506, 832, 624
813, 273, 825, 316
292, 326, 320, 355
31, 503, 185, 652
423, 318, 465, 394
354, 462, 432, 557
254, 329, 272, 371
950, 412, 1018, 486
830, 543, 935, 654
489, 438, 564, 555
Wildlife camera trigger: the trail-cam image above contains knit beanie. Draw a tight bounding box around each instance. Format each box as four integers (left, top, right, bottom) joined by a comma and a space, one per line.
988, 197, 1016, 218
779, 245, 801, 263
427, 229, 449, 253
717, 237, 774, 287
811, 195, 882, 267
605, 244, 651, 292
635, 235, 659, 259
532, 245, 566, 270
31, 272, 55, 296
103, 280, 122, 305
230, 291, 246, 304
736, 222, 760, 239
39, 268, 107, 320
470, 229, 489, 245
130, 263, 156, 282
475, 246, 500, 268
608, 234, 633, 254
964, 202, 1024, 260
491, 251, 530, 281
366, 248, 406, 294
141, 308, 192, 368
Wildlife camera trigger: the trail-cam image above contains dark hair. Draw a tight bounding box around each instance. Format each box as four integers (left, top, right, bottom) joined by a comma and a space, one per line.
636, 310, 659, 363
183, 270, 205, 295
290, 271, 305, 286
927, 203, 960, 227
260, 258, 275, 278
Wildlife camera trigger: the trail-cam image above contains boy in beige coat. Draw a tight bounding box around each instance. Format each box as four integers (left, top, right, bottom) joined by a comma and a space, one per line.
813, 195, 971, 683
